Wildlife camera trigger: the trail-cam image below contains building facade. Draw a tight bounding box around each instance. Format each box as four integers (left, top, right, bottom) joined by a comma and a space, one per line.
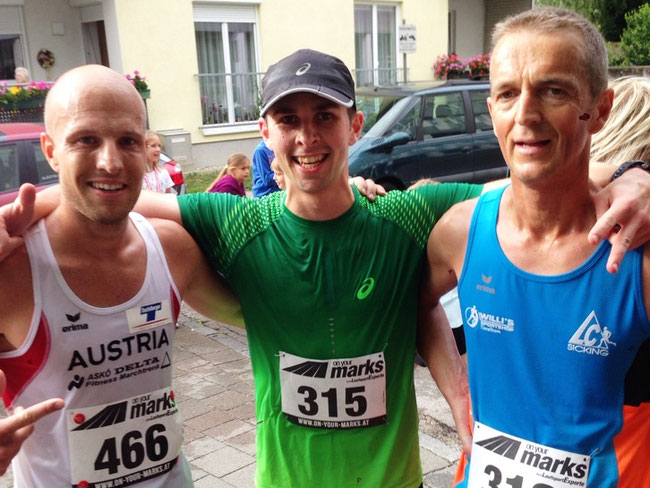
0, 0, 531, 169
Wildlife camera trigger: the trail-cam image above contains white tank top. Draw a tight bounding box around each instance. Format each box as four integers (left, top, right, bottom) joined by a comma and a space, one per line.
0, 213, 192, 487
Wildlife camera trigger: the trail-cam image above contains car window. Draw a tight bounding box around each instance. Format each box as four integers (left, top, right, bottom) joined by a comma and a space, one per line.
421, 92, 466, 139
357, 93, 404, 135
385, 97, 421, 141
470, 89, 493, 132
363, 96, 413, 139
31, 141, 58, 185
0, 143, 19, 193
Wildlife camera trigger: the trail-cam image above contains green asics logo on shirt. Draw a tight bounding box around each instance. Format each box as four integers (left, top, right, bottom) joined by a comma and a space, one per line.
356, 277, 375, 300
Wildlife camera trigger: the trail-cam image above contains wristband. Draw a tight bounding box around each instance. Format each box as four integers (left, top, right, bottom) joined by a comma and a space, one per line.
611, 160, 650, 181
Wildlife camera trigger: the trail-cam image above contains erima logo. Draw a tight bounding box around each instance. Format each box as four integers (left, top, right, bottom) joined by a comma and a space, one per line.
283, 359, 385, 379
356, 277, 375, 300
62, 312, 89, 333
476, 274, 496, 294
567, 311, 616, 357
296, 63, 311, 75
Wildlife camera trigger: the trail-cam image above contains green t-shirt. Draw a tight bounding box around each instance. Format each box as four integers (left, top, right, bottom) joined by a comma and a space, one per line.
178, 184, 481, 488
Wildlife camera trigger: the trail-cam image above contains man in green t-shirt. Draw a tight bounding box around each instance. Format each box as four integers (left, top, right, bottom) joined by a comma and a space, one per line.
175, 49, 479, 487
2, 49, 649, 488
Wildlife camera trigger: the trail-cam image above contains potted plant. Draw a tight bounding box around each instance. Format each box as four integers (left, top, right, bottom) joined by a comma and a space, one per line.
433, 53, 468, 80
126, 70, 150, 99
467, 53, 491, 80
0, 81, 52, 111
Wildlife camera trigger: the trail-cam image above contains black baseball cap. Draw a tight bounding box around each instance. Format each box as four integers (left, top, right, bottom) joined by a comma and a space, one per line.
260, 49, 355, 116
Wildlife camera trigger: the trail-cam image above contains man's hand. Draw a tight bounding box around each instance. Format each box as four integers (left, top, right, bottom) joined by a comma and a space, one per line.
0, 184, 36, 262
349, 176, 387, 202
590, 168, 650, 273
0, 370, 64, 474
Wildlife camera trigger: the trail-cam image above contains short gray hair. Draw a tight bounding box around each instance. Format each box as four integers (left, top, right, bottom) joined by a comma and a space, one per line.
491, 7, 608, 99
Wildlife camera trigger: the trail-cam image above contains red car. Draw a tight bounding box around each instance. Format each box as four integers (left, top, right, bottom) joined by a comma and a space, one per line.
0, 122, 57, 207
159, 152, 186, 195
0, 123, 185, 207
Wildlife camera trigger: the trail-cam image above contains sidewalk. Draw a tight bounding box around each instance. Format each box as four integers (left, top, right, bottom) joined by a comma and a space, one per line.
0, 306, 461, 487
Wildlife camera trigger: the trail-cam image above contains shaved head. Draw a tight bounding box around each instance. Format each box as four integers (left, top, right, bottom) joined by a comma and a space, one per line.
41, 64, 148, 225
45, 65, 146, 134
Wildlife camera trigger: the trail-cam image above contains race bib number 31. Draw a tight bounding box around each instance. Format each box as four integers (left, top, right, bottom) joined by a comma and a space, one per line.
279, 351, 386, 429
67, 387, 182, 488
468, 422, 591, 488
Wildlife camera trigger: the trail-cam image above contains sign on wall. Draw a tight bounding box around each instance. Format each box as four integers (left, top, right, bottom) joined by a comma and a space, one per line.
399, 24, 416, 54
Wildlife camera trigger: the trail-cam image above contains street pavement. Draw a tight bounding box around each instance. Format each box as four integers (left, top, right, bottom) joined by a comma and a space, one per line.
0, 305, 462, 487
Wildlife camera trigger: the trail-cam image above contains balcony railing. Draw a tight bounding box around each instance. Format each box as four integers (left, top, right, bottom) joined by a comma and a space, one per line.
0, 97, 45, 123
353, 67, 407, 87
196, 71, 264, 126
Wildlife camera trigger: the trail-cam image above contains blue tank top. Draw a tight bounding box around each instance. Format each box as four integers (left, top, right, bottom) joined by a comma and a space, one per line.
457, 187, 650, 487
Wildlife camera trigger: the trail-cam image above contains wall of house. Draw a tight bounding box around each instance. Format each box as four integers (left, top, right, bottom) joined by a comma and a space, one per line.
258, 0, 356, 69
449, 0, 485, 58
107, 0, 451, 170
110, 0, 204, 168
21, 0, 85, 81
401, 0, 448, 82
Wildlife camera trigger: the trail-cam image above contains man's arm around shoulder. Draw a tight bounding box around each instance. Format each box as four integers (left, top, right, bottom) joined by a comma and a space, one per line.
151, 218, 243, 328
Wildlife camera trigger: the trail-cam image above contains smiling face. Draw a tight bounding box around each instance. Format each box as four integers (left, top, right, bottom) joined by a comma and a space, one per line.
487, 30, 611, 186
42, 66, 147, 225
145, 134, 162, 169
260, 92, 363, 198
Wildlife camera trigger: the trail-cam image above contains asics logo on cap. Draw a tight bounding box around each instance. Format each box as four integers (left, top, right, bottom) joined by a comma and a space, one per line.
296, 63, 311, 76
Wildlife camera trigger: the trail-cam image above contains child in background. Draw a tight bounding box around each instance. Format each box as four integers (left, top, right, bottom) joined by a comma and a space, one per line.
206, 153, 250, 196
142, 130, 176, 194
270, 158, 285, 190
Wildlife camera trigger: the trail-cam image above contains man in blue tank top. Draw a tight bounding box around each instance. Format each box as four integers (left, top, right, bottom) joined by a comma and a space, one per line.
419, 7, 650, 488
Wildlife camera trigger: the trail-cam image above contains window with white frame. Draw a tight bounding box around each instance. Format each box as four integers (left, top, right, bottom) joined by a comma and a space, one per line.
194, 4, 260, 127
0, 6, 27, 81
354, 3, 399, 87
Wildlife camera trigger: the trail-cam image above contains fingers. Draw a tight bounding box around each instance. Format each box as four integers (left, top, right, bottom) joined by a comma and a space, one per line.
0, 399, 64, 436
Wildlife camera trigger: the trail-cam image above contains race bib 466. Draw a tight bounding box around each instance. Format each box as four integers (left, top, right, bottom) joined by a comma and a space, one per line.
67, 387, 182, 488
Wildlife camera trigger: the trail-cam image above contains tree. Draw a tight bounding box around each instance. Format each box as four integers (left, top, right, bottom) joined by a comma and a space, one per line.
535, 0, 647, 41
599, 0, 647, 41
620, 3, 650, 65
535, 0, 601, 30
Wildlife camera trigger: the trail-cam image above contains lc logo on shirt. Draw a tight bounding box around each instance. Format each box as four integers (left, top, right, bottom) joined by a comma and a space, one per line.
567, 311, 616, 357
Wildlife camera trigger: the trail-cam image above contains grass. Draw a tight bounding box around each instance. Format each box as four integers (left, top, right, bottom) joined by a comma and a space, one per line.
185, 169, 220, 193
184, 168, 253, 194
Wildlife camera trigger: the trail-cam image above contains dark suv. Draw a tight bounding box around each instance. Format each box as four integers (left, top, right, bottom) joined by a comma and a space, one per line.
349, 80, 507, 190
